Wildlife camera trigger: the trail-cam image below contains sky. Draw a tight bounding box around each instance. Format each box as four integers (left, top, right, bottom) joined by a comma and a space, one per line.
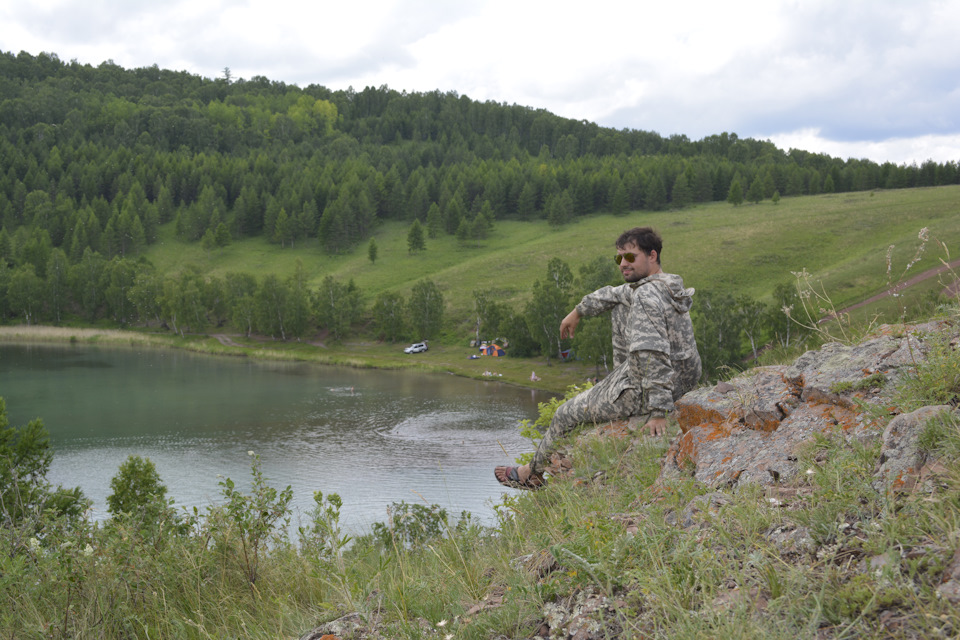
2, 0, 959, 166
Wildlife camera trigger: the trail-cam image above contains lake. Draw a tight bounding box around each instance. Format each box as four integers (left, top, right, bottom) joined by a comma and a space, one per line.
0, 342, 552, 534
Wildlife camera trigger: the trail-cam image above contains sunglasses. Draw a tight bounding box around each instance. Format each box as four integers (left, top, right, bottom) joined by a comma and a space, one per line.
614, 252, 641, 265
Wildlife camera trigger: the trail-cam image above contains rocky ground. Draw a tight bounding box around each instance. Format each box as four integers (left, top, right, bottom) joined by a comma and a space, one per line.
303, 319, 960, 639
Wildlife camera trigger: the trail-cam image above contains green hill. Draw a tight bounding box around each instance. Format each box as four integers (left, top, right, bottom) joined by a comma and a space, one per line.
1, 49, 958, 380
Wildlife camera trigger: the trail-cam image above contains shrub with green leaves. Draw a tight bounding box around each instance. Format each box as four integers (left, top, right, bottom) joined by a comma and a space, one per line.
0, 397, 86, 529
298, 490, 350, 564
372, 501, 450, 550
216, 451, 293, 584
107, 455, 169, 520
514, 382, 593, 465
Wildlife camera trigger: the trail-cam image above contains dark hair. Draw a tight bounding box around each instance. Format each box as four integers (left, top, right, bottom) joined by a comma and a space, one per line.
616, 227, 662, 264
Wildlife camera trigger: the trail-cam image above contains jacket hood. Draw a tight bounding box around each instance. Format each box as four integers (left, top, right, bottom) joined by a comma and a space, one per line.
638, 272, 695, 313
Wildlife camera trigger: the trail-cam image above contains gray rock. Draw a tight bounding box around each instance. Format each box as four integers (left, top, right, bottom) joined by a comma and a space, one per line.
665, 324, 950, 491
872, 405, 956, 494
783, 333, 909, 407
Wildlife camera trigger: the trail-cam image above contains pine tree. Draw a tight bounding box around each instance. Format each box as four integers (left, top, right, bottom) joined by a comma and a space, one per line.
610, 182, 629, 215
455, 216, 471, 246
407, 219, 425, 253
215, 222, 232, 247
670, 172, 692, 209
517, 183, 537, 220
727, 179, 744, 206
546, 190, 574, 227
746, 176, 764, 204
645, 175, 667, 211
426, 202, 442, 238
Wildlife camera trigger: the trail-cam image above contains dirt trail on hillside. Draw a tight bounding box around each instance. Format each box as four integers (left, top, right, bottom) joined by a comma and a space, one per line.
836, 257, 960, 315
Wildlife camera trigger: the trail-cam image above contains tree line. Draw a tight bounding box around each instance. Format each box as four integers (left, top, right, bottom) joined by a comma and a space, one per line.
2, 50, 952, 376
2, 50, 958, 269
0, 249, 446, 345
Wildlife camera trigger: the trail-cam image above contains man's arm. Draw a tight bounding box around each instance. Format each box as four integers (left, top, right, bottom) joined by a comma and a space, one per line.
560, 285, 624, 338
576, 286, 625, 318
629, 350, 674, 436
628, 289, 675, 436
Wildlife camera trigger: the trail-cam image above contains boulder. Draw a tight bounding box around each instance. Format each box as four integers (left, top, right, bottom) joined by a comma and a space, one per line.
872, 405, 956, 494
662, 323, 951, 490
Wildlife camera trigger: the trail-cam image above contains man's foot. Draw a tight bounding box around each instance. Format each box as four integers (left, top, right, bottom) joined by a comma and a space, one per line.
494, 464, 545, 490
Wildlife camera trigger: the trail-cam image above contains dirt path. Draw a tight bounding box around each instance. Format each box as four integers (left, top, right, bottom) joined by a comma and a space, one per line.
836, 257, 960, 315
212, 332, 328, 348
212, 334, 244, 347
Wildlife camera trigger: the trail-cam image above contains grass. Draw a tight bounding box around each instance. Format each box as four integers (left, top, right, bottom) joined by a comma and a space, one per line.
142, 186, 960, 334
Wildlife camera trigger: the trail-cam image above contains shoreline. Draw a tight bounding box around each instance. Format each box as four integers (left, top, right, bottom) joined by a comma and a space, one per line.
0, 325, 583, 395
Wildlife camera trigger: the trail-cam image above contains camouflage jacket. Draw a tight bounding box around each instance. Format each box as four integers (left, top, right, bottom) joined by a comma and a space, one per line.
575, 273, 701, 414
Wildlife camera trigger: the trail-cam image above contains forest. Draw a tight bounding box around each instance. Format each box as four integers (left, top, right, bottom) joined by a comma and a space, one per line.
1, 49, 959, 378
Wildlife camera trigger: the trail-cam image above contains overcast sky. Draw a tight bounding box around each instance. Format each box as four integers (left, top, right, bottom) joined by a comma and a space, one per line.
3, 0, 959, 165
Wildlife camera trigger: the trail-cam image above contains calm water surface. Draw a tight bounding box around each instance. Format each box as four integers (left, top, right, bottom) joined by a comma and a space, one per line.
0, 343, 552, 533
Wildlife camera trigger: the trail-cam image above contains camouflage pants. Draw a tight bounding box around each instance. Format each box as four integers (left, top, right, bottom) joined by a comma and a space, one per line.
529, 372, 647, 475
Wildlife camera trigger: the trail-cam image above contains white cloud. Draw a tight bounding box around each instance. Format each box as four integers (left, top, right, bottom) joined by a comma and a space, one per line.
769, 129, 960, 166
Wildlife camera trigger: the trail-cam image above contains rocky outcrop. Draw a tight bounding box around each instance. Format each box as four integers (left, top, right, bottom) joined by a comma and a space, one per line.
662, 322, 956, 492
301, 321, 960, 640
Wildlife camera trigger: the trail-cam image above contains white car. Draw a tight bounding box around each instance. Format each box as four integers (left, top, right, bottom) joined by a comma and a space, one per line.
404, 342, 428, 354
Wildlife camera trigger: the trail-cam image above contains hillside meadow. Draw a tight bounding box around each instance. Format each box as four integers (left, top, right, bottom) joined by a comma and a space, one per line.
142, 184, 960, 333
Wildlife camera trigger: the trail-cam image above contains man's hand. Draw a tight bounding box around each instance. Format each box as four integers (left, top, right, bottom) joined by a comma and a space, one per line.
559, 309, 581, 339
646, 416, 667, 437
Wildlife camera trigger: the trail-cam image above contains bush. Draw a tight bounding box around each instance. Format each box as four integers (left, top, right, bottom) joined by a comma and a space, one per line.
0, 397, 86, 529
217, 452, 293, 584
372, 501, 450, 550
107, 455, 169, 520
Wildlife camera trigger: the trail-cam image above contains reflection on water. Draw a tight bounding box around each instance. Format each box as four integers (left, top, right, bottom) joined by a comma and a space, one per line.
0, 343, 553, 533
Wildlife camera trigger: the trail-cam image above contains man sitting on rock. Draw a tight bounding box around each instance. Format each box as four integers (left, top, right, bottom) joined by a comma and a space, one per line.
495, 226, 701, 489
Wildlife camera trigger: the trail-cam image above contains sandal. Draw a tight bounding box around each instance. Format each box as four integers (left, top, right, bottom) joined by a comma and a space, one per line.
494, 465, 545, 490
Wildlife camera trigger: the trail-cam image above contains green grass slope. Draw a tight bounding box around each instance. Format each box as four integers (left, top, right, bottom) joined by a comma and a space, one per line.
145, 185, 960, 336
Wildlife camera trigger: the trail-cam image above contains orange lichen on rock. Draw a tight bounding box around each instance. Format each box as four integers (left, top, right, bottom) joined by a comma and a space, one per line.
804, 401, 861, 433
744, 413, 782, 433
673, 430, 700, 467
672, 419, 738, 468
674, 403, 729, 434
701, 420, 737, 441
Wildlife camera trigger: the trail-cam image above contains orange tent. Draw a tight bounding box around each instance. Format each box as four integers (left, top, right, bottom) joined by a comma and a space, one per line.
480, 344, 505, 356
